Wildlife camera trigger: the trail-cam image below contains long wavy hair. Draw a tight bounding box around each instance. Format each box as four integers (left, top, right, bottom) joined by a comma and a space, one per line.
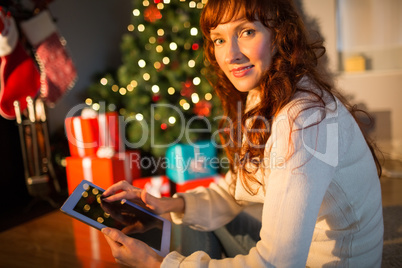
200, 0, 381, 195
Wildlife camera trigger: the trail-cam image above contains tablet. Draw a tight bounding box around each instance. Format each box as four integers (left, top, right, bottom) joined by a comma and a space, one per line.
60, 180, 171, 257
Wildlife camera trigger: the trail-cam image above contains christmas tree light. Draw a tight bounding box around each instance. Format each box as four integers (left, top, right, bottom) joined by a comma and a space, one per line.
86, 0, 222, 157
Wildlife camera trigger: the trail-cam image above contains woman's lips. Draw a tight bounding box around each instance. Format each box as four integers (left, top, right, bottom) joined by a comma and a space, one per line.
231, 65, 254, 78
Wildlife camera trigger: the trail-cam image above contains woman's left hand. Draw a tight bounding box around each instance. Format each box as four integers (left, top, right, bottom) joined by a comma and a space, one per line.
102, 227, 163, 268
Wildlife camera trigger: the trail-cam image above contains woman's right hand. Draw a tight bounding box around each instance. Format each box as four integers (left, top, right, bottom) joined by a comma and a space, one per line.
102, 180, 185, 215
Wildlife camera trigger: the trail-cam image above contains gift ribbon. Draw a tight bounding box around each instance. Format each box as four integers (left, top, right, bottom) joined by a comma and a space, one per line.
72, 117, 86, 158
98, 113, 123, 152
82, 157, 93, 182
117, 152, 132, 183
146, 176, 170, 198
98, 113, 112, 149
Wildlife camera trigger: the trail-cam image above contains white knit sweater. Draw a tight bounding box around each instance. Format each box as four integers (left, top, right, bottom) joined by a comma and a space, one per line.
162, 89, 384, 267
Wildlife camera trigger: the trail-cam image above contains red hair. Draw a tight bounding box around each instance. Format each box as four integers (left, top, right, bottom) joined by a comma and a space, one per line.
200, 0, 381, 195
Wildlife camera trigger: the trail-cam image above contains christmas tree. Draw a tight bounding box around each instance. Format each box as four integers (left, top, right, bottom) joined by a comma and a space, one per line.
86, 0, 221, 157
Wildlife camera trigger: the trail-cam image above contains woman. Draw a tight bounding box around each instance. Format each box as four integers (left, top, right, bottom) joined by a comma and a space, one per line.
101, 0, 384, 267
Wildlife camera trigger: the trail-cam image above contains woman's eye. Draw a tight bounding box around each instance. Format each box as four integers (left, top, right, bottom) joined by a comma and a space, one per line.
242, 29, 255, 37
213, 39, 224, 46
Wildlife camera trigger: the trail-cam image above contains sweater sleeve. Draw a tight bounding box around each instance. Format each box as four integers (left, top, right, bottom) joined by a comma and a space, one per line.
163, 99, 338, 267
254, 101, 337, 266
170, 171, 245, 231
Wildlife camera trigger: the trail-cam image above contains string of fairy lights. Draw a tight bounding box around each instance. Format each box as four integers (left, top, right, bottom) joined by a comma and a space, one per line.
85, 0, 212, 132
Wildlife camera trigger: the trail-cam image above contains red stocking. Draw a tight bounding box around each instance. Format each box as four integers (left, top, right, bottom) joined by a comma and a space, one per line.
0, 12, 41, 120
21, 10, 77, 107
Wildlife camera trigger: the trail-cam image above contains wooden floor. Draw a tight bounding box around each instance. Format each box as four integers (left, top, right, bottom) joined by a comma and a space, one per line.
0, 210, 124, 268
0, 176, 401, 268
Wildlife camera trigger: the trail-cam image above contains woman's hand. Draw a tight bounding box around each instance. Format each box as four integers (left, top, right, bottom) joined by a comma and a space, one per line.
100, 197, 163, 235
101, 181, 185, 266
102, 180, 185, 215
102, 227, 163, 268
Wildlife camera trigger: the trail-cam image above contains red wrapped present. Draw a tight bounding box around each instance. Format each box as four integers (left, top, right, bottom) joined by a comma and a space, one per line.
132, 175, 171, 198
65, 151, 141, 194
65, 114, 99, 157
97, 112, 123, 152
65, 111, 124, 157
174, 175, 224, 193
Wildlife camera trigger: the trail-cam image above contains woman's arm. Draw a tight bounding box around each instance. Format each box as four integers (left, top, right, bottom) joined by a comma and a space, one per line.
169, 172, 245, 231
162, 100, 338, 267
102, 180, 185, 215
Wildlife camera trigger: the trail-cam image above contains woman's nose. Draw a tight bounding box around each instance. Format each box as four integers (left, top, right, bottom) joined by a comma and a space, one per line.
225, 39, 242, 64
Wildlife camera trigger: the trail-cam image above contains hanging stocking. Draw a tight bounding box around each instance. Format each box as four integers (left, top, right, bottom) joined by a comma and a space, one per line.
0, 11, 41, 120
21, 10, 77, 107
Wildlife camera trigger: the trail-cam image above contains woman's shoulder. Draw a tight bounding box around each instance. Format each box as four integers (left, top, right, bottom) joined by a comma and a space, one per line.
274, 87, 341, 131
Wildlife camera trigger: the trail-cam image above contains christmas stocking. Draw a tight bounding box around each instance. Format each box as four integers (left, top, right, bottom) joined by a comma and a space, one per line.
0, 11, 41, 119
20, 10, 77, 106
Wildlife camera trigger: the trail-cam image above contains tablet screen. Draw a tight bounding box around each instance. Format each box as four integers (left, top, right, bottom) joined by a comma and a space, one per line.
72, 183, 163, 251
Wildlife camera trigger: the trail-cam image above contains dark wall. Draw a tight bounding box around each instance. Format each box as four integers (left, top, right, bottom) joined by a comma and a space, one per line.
46, 0, 133, 134
0, 117, 29, 210
0, 1, 132, 211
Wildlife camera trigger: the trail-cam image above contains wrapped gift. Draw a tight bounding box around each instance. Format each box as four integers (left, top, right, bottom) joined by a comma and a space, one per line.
65, 151, 141, 194
65, 111, 123, 157
132, 175, 171, 197
174, 175, 223, 193
165, 140, 218, 184
97, 112, 123, 152
65, 114, 99, 157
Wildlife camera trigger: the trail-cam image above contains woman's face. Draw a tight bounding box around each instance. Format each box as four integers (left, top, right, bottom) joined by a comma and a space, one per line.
210, 17, 273, 92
